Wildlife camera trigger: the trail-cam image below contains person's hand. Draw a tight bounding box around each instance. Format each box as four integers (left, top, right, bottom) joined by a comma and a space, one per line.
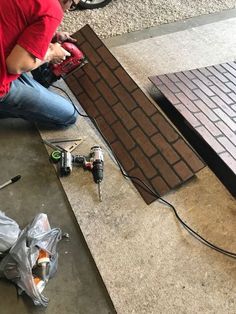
45, 43, 71, 64
53, 32, 77, 44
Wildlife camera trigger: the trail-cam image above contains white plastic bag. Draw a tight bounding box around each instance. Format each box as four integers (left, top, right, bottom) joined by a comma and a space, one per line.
0, 213, 61, 306
0, 211, 20, 252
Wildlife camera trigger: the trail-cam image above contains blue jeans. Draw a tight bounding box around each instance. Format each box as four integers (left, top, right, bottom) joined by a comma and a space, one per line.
0, 73, 77, 128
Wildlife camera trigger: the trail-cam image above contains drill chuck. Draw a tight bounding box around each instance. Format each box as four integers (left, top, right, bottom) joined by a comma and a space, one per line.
90, 146, 104, 184
92, 160, 103, 183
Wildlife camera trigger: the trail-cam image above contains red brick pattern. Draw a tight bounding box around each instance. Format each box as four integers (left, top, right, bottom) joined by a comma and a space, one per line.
150, 62, 236, 197
65, 25, 204, 204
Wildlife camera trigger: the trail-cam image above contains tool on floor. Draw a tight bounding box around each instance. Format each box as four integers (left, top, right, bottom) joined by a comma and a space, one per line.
32, 42, 87, 88
52, 145, 104, 202
43, 137, 83, 153
0, 175, 21, 191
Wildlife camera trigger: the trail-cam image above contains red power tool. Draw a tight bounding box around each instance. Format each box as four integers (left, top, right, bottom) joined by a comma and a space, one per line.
32, 42, 87, 88
52, 42, 86, 77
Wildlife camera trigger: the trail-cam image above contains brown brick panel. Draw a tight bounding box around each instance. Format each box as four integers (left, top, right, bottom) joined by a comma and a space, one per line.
173, 139, 204, 172
77, 93, 99, 118
95, 98, 117, 125
131, 128, 157, 157
129, 168, 157, 203
130, 147, 156, 179
72, 33, 85, 45
74, 68, 86, 79
111, 141, 135, 172
96, 80, 118, 105
151, 154, 181, 188
81, 24, 102, 49
150, 61, 236, 197
83, 64, 101, 83
65, 25, 204, 204
65, 74, 83, 95
113, 103, 137, 130
151, 133, 180, 165
114, 84, 137, 111
151, 176, 170, 196
97, 46, 120, 70
112, 121, 136, 150
173, 161, 193, 181
132, 108, 157, 136
78, 75, 100, 101
80, 42, 102, 66
132, 89, 157, 116
96, 116, 116, 143
114, 68, 137, 92
97, 63, 119, 88
151, 113, 179, 143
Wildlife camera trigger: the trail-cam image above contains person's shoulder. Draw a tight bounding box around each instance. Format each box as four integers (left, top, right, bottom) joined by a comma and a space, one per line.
34, 0, 63, 19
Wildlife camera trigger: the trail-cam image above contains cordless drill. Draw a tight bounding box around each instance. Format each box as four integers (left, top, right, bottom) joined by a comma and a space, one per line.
32, 42, 87, 88
58, 146, 104, 201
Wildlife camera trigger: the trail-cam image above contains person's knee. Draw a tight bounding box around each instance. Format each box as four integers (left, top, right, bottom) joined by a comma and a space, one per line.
61, 110, 78, 127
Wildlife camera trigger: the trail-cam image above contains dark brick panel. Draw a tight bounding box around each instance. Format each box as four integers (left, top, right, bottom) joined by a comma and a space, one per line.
150, 62, 236, 197
65, 25, 204, 204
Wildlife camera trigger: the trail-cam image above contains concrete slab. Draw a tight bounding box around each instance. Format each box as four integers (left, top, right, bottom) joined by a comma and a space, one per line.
40, 18, 236, 313
0, 119, 115, 314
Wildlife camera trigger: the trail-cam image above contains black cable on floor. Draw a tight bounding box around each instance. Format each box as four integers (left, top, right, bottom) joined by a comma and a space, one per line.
52, 84, 236, 259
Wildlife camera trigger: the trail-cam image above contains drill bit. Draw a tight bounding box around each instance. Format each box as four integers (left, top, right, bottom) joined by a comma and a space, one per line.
98, 182, 102, 202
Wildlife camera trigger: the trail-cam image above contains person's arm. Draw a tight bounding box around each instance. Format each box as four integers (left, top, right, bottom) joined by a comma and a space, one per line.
6, 42, 70, 75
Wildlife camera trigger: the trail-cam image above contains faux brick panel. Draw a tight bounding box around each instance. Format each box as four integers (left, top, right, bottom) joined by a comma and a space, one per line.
150, 61, 236, 197
112, 121, 135, 150
114, 84, 137, 111
97, 46, 119, 70
132, 89, 157, 116
97, 63, 119, 88
64, 25, 204, 204
151, 113, 179, 143
113, 103, 137, 130
111, 141, 135, 172
173, 161, 193, 181
114, 68, 137, 92
129, 168, 157, 204
96, 116, 116, 143
80, 42, 102, 66
83, 64, 100, 83
132, 108, 157, 136
151, 133, 180, 165
131, 128, 156, 157
151, 154, 181, 188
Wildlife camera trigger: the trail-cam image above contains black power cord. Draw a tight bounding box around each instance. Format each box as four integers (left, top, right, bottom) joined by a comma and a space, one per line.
52, 84, 236, 259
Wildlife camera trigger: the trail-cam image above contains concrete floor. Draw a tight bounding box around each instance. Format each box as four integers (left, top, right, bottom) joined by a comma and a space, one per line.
0, 120, 115, 313
1, 8, 236, 314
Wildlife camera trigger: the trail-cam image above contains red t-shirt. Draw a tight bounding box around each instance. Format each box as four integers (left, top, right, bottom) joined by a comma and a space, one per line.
0, 0, 63, 96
